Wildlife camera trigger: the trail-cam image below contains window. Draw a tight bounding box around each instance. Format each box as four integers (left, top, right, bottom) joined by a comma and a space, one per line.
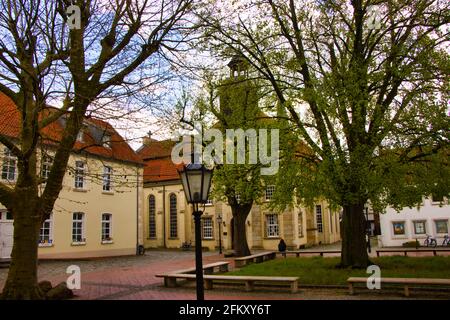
102, 134, 111, 148
413, 221, 426, 235
392, 221, 405, 235
235, 194, 241, 203
0, 210, 13, 220
206, 198, 213, 205
76, 131, 84, 143
101, 213, 112, 241
265, 185, 275, 201
102, 166, 112, 191
169, 194, 177, 238
41, 155, 53, 180
74, 161, 86, 189
266, 214, 279, 238
39, 214, 53, 245
72, 212, 85, 243
435, 220, 448, 234
149, 195, 156, 238
329, 208, 333, 233
2, 148, 16, 181
202, 217, 213, 239
431, 194, 444, 203
298, 212, 304, 238
316, 205, 323, 233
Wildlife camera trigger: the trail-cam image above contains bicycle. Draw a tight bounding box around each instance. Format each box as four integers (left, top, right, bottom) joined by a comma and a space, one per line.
424, 234, 437, 247
442, 235, 450, 246
181, 240, 192, 251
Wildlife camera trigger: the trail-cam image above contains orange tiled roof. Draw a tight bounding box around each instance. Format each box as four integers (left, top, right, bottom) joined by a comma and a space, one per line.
0, 93, 142, 165
138, 139, 181, 183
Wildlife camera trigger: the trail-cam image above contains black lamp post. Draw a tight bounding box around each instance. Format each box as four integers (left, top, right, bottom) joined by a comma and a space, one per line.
217, 214, 223, 255
178, 163, 213, 301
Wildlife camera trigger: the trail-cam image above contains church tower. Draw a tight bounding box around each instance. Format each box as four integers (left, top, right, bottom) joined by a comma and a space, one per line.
219, 55, 259, 126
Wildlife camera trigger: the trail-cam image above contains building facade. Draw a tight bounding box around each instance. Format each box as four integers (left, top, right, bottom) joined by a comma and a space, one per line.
0, 93, 144, 259
139, 138, 341, 252
378, 196, 450, 247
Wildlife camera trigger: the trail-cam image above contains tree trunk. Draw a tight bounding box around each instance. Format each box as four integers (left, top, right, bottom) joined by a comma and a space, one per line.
232, 204, 252, 257
1, 207, 43, 299
339, 202, 370, 268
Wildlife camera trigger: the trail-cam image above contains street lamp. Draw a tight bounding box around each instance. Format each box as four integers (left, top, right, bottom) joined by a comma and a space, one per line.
217, 214, 223, 255
178, 163, 213, 301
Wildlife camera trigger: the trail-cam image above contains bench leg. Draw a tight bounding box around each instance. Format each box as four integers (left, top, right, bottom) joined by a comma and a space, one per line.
270, 253, 276, 260
204, 267, 214, 275
255, 256, 263, 263
245, 281, 254, 292
404, 285, 410, 297
376, 252, 380, 257
404, 251, 407, 256
296, 253, 300, 258
433, 250, 436, 256
291, 281, 298, 294
235, 260, 245, 268
348, 283, 354, 295
204, 279, 213, 290
320, 252, 324, 257
165, 277, 177, 288
219, 265, 229, 272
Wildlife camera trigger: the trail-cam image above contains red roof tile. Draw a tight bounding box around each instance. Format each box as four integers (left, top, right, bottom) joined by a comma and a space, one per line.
0, 93, 142, 165
138, 139, 183, 183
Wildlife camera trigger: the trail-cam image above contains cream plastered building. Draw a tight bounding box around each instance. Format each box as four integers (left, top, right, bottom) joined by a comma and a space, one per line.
0, 93, 144, 259
138, 138, 341, 252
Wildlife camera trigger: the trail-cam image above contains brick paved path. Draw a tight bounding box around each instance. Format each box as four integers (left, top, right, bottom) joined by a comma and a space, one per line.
1, 249, 449, 300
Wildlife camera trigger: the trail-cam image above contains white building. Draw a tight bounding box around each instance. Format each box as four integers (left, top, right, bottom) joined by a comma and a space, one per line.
378, 196, 450, 247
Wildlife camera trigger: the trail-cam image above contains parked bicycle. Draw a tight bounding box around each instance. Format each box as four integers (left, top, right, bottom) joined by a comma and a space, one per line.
442, 235, 450, 246
424, 234, 437, 247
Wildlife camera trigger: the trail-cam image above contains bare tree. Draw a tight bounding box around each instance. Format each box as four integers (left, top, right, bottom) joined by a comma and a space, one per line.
0, 0, 192, 299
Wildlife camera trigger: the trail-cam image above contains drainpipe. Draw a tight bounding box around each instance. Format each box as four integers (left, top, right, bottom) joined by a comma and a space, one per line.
136, 168, 140, 255
162, 185, 166, 248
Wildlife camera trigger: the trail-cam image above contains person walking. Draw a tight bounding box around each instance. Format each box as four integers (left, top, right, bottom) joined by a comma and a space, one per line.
278, 238, 287, 258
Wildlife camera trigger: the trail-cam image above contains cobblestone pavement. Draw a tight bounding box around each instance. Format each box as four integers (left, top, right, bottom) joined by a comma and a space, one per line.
1, 247, 449, 300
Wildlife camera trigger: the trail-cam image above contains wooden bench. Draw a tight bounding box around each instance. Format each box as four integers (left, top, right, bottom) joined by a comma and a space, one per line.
347, 277, 450, 297
234, 252, 276, 267
159, 273, 299, 293
376, 248, 450, 257
155, 261, 230, 286
277, 250, 341, 257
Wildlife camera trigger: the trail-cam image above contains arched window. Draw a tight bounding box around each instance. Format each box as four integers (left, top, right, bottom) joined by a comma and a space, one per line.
169, 194, 177, 238
149, 195, 156, 238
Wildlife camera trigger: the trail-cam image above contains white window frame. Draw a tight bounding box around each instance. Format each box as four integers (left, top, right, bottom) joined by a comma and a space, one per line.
72, 212, 86, 244
41, 155, 53, 180
266, 213, 279, 238
76, 130, 84, 143
102, 166, 113, 192
316, 205, 323, 233
74, 161, 86, 189
434, 219, 449, 235
412, 220, 427, 236
265, 185, 275, 201
205, 198, 213, 206
39, 214, 53, 247
298, 211, 304, 238
102, 134, 111, 148
101, 213, 113, 243
2, 147, 16, 181
202, 217, 213, 240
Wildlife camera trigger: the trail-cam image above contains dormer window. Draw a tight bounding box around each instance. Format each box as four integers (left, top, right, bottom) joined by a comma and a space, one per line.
76, 131, 84, 143
102, 134, 111, 148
